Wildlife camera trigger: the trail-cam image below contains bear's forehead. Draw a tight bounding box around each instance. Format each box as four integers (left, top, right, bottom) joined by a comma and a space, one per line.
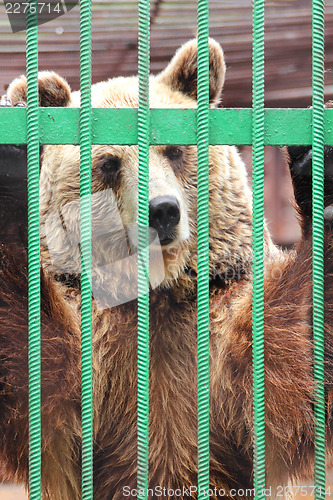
71, 76, 197, 109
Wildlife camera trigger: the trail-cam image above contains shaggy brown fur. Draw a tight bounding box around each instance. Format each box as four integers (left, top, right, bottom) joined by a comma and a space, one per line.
1, 39, 333, 499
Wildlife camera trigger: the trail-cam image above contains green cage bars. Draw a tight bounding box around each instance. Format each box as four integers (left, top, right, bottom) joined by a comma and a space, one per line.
79, 0, 93, 496
0, 0, 327, 498
26, 1, 41, 498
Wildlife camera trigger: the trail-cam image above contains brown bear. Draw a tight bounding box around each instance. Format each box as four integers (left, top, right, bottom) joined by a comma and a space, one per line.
1, 38, 333, 499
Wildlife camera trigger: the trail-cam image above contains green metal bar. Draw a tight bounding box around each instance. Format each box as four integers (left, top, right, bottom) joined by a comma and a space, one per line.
4, 107, 333, 146
252, 0, 265, 498
137, 0, 150, 498
312, 0, 326, 498
26, 1, 41, 498
79, 0, 93, 497
197, 0, 210, 497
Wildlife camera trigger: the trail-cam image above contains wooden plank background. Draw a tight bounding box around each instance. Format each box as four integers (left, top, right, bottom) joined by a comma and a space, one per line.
0, 0, 332, 109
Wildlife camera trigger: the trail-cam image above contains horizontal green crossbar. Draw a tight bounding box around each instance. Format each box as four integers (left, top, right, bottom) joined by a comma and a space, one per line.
2, 107, 333, 145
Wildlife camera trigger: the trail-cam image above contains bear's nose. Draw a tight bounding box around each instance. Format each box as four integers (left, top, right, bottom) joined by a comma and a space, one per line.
149, 196, 181, 246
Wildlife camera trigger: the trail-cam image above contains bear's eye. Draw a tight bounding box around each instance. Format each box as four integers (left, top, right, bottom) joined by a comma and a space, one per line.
100, 156, 121, 175
165, 146, 183, 161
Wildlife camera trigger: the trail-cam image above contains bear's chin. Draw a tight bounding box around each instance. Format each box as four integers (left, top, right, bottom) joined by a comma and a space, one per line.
158, 241, 191, 284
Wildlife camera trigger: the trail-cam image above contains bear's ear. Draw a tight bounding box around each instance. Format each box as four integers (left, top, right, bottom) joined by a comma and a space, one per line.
156, 38, 225, 107
6, 71, 71, 107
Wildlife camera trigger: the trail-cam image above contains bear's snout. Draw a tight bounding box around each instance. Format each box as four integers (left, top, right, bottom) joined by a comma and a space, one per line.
149, 195, 180, 246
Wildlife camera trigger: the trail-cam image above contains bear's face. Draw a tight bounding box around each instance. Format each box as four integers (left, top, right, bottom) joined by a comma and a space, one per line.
7, 39, 257, 306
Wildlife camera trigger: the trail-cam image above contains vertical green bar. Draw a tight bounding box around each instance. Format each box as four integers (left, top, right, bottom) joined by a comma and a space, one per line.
252, 0, 265, 499
312, 1, 325, 499
137, 0, 150, 498
80, 0, 93, 497
197, 0, 210, 498
26, 1, 41, 498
